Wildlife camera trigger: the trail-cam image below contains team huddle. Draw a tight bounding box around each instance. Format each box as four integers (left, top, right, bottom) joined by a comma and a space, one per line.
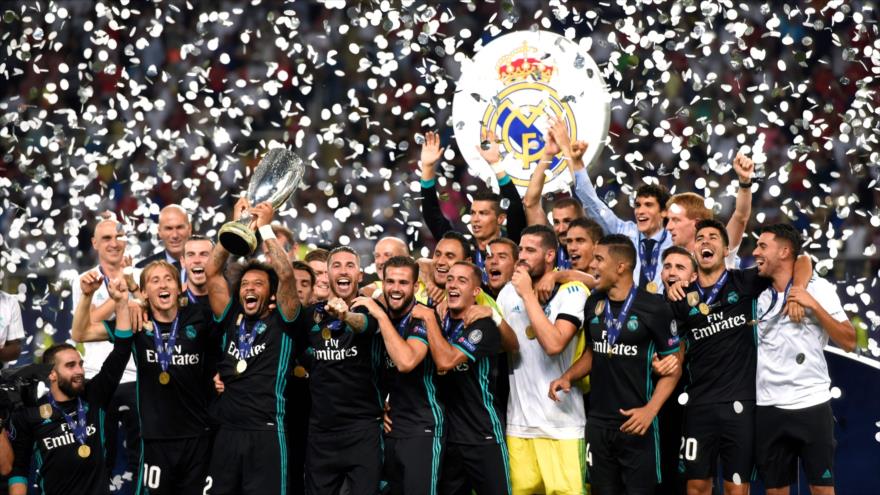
0, 125, 856, 495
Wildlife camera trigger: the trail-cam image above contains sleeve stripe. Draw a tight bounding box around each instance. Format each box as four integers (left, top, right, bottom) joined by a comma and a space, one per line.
407, 336, 428, 345
214, 300, 233, 323
555, 313, 583, 329
8, 476, 27, 487
451, 343, 476, 362
103, 321, 114, 342
658, 346, 680, 355
114, 329, 133, 339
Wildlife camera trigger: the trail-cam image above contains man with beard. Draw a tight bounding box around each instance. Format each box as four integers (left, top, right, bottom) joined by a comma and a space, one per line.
426, 262, 510, 495
485, 238, 518, 299
204, 200, 300, 495
536, 217, 603, 295
10, 275, 133, 495
419, 131, 527, 280
496, 225, 589, 495
136, 205, 192, 284
70, 216, 141, 488
424, 231, 501, 313
182, 235, 213, 306
752, 224, 854, 494
665, 219, 798, 495
360, 237, 411, 297
352, 256, 444, 495
305, 248, 331, 303
548, 234, 681, 494
73, 258, 217, 495
288, 246, 383, 495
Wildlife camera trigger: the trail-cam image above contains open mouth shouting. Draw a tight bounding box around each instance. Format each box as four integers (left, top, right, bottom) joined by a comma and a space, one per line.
190, 266, 205, 276
447, 288, 461, 305
387, 289, 405, 304
243, 294, 260, 312
158, 291, 172, 304
636, 214, 651, 230
487, 268, 503, 284
335, 277, 352, 292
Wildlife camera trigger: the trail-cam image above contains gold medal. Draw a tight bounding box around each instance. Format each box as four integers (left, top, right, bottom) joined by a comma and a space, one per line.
686, 292, 699, 307
158, 371, 170, 385
77, 444, 91, 458
525, 326, 536, 340
647, 281, 658, 294
322, 328, 332, 340
142, 321, 153, 331
293, 365, 307, 378
236, 359, 248, 374
699, 303, 710, 315
39, 404, 52, 419
595, 300, 606, 316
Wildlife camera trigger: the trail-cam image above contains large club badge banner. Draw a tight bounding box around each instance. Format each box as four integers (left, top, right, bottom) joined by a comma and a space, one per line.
453, 30, 612, 195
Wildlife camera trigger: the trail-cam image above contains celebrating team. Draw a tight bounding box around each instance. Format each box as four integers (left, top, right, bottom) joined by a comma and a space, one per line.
0, 123, 856, 495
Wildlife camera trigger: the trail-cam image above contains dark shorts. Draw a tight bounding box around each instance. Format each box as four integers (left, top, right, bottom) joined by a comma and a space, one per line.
206, 428, 288, 495
142, 434, 212, 495
756, 401, 836, 487
438, 441, 510, 495
682, 401, 756, 483
306, 425, 383, 495
586, 422, 659, 495
384, 435, 444, 495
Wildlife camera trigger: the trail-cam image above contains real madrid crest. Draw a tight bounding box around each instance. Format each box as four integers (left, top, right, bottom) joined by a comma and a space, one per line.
452, 31, 611, 195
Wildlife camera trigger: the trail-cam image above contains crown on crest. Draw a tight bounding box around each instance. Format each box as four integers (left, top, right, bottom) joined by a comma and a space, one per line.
496, 41, 555, 85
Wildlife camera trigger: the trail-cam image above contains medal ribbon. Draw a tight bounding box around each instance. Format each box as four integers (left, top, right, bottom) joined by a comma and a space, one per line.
473, 249, 489, 285
442, 314, 465, 341
237, 317, 259, 360
638, 230, 668, 283
695, 270, 730, 309
604, 286, 637, 347
186, 289, 198, 304
47, 395, 88, 447
557, 247, 571, 269
151, 316, 180, 373
757, 279, 793, 322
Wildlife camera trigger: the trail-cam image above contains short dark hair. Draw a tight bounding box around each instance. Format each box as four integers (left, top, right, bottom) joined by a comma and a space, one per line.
567, 218, 603, 242
551, 197, 585, 217
471, 191, 503, 216
695, 219, 729, 248
185, 234, 213, 248
383, 256, 419, 282
304, 248, 329, 263
329, 246, 360, 266
662, 246, 698, 272
635, 184, 670, 211
598, 234, 636, 269
233, 260, 279, 298
757, 224, 802, 257
291, 260, 316, 286
488, 237, 519, 259
520, 224, 558, 251
439, 231, 473, 261
43, 343, 78, 366
452, 261, 483, 285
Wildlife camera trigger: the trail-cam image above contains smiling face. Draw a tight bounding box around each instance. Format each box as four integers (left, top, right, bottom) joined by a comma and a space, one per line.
142, 263, 181, 314
633, 194, 665, 235
665, 202, 697, 248
469, 200, 502, 242
373, 238, 408, 280
551, 205, 581, 243
486, 242, 516, 293
158, 207, 191, 259
383, 266, 417, 316
661, 252, 698, 291
433, 238, 466, 287
753, 232, 788, 278
588, 244, 625, 293
239, 269, 272, 317
445, 264, 480, 314
516, 234, 554, 281
564, 225, 596, 271
92, 220, 125, 266
307, 260, 330, 301
328, 251, 362, 301
694, 226, 728, 273
183, 239, 212, 289
50, 349, 86, 398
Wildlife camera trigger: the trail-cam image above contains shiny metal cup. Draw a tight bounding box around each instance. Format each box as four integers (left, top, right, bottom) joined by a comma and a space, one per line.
218, 148, 305, 256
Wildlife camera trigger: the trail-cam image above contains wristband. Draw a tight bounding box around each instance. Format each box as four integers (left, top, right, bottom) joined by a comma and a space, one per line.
258, 224, 276, 241
498, 175, 511, 186
490, 161, 506, 176
420, 178, 436, 188
738, 181, 752, 189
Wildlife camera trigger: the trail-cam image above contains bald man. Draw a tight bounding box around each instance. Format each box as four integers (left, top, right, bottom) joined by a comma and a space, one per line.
361, 237, 410, 292
136, 205, 192, 283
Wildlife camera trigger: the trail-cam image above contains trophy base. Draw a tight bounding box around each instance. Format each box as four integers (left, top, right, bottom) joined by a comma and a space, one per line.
218, 222, 258, 257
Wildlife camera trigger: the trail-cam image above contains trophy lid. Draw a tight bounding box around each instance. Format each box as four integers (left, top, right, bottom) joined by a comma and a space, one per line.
247, 148, 305, 209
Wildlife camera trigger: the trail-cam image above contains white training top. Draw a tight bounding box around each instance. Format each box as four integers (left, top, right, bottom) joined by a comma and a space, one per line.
498, 281, 588, 439
756, 276, 847, 409
71, 266, 138, 382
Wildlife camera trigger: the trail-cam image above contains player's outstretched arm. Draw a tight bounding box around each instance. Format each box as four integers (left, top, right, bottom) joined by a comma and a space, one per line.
71, 271, 112, 342
419, 131, 454, 241
548, 348, 592, 402
206, 198, 249, 319
255, 203, 300, 320
726, 152, 754, 251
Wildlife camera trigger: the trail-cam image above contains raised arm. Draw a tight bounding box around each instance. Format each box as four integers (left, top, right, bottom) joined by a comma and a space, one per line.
255, 203, 300, 320
206, 198, 248, 319
523, 137, 554, 227
419, 131, 454, 241
725, 152, 754, 250
87, 278, 135, 409
71, 271, 112, 342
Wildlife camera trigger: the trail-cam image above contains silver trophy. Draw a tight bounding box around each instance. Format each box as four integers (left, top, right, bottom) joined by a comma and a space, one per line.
218, 148, 305, 256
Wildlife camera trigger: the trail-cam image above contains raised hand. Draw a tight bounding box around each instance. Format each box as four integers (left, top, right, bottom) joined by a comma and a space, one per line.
733, 152, 754, 183
420, 131, 445, 178
250, 202, 275, 229
107, 277, 128, 303
80, 271, 104, 297
233, 196, 251, 222
476, 129, 502, 165
510, 264, 533, 298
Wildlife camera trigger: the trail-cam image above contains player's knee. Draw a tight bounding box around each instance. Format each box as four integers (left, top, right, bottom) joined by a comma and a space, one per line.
723, 480, 750, 495
686, 479, 712, 495
809, 486, 834, 495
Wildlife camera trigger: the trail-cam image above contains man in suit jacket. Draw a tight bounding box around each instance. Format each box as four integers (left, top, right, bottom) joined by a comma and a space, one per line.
136, 204, 192, 284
